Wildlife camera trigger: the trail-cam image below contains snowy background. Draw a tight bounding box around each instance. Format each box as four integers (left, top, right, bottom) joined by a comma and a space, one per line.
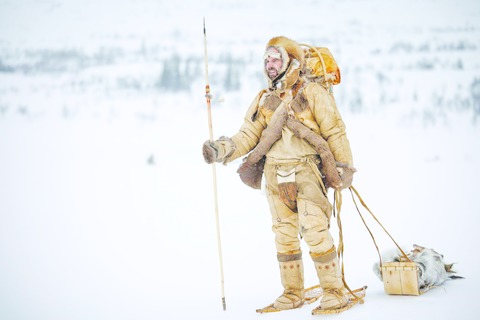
1, 0, 480, 319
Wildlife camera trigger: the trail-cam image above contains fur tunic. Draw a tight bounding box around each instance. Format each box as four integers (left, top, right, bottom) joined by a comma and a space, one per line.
224, 82, 354, 190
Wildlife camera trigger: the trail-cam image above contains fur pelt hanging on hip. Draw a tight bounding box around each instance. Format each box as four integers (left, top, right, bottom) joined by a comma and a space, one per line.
237, 156, 266, 189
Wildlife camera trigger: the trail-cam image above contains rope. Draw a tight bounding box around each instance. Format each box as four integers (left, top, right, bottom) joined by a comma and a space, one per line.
333, 185, 411, 302
305, 157, 327, 194
349, 186, 411, 263
333, 190, 362, 303
348, 187, 383, 266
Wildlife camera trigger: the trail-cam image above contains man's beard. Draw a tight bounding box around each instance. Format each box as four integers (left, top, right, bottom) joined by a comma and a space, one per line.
267, 68, 278, 79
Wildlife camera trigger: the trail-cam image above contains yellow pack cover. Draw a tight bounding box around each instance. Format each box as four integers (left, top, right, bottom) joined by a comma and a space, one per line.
302, 46, 341, 86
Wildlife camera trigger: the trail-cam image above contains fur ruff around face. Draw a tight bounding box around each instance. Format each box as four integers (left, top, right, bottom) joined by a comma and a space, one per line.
265, 36, 305, 90
266, 36, 305, 68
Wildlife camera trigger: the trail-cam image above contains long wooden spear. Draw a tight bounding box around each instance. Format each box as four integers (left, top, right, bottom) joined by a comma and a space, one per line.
203, 17, 226, 311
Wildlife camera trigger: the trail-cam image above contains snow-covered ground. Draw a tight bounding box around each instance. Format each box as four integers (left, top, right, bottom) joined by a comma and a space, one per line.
1, 0, 480, 319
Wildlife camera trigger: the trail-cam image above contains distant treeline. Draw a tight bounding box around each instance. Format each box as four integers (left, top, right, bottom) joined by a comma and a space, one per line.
0, 44, 479, 122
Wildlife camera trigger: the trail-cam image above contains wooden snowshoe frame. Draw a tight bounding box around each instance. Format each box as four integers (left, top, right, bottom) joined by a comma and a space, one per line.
256, 285, 367, 314
348, 186, 422, 296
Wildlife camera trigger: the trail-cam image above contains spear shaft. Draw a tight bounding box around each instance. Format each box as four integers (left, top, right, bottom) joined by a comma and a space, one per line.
203, 17, 227, 311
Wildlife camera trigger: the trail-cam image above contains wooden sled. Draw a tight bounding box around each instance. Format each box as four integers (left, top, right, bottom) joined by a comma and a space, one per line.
381, 261, 420, 295
349, 186, 430, 296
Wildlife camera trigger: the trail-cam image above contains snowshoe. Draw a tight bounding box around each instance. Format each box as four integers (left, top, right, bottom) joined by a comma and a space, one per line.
311, 285, 367, 315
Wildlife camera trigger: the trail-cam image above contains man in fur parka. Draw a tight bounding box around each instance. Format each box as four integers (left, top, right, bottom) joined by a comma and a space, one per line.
203, 36, 355, 312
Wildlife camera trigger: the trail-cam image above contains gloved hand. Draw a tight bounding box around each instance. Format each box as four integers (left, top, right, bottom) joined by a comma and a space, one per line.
202, 140, 221, 164
336, 165, 357, 189
202, 136, 235, 164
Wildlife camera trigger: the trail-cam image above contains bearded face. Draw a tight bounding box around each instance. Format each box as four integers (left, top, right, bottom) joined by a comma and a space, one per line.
264, 47, 283, 80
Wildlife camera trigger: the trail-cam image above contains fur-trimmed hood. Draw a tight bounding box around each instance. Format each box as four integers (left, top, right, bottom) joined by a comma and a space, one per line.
264, 36, 304, 91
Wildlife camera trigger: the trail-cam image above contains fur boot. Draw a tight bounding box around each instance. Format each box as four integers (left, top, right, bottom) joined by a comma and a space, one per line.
273, 253, 305, 310
312, 252, 348, 310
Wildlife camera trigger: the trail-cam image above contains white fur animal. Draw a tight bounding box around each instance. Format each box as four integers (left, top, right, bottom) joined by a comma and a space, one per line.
373, 244, 463, 289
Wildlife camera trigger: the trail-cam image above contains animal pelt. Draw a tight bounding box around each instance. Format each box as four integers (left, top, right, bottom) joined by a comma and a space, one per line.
237, 156, 266, 189
278, 181, 298, 210
237, 99, 344, 190
373, 244, 464, 289
285, 117, 343, 189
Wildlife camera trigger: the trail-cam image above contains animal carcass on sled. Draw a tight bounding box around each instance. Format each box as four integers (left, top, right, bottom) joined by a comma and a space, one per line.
373, 244, 464, 295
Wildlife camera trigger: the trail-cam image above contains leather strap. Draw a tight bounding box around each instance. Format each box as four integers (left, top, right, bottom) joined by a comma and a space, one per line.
348, 185, 411, 266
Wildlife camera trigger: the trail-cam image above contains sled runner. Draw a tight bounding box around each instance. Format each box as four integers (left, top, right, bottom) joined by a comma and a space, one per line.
256, 285, 367, 314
